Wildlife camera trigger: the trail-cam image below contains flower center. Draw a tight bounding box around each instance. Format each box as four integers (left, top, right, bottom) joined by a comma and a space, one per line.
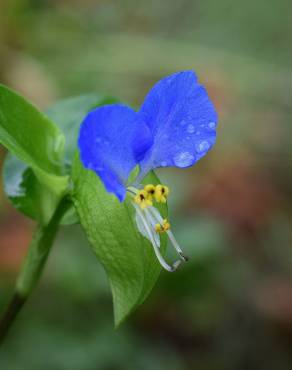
132, 184, 170, 210
127, 183, 188, 272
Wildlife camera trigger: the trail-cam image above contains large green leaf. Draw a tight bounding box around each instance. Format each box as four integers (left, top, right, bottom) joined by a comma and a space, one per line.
0, 84, 67, 195
71, 155, 167, 326
46, 94, 118, 165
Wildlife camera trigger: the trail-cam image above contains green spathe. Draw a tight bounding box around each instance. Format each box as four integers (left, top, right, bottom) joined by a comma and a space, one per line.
71, 155, 167, 326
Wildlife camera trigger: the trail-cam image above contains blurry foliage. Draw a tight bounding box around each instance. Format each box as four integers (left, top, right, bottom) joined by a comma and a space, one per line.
1, 0, 292, 369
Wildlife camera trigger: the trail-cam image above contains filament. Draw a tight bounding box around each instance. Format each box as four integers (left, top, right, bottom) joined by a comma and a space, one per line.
147, 206, 188, 262
133, 203, 182, 272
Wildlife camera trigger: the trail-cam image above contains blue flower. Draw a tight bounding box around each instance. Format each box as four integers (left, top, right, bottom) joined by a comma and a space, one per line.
78, 71, 218, 271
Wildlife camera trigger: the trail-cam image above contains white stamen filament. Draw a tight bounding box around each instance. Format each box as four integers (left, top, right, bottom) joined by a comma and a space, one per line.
166, 230, 188, 262
127, 186, 138, 195
148, 206, 188, 262
133, 203, 182, 272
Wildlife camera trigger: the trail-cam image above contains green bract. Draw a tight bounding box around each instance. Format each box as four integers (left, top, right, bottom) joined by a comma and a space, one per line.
72, 157, 167, 326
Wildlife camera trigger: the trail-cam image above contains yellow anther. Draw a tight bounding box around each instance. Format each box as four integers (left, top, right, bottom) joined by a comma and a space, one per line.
155, 223, 163, 233
162, 219, 171, 231
134, 190, 153, 209
144, 184, 156, 199
154, 184, 170, 203
155, 219, 171, 233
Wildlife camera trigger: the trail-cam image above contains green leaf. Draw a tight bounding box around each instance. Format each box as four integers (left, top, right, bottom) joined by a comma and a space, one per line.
46, 94, 118, 165
3, 154, 57, 223
3, 153, 78, 225
71, 155, 167, 326
1, 92, 114, 224
0, 84, 68, 195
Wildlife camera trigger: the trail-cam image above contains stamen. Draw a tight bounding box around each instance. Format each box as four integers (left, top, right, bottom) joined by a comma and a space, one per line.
155, 219, 171, 233
127, 187, 138, 196
129, 184, 188, 269
167, 229, 189, 262
128, 184, 170, 204
144, 184, 156, 198
133, 203, 181, 272
154, 184, 169, 203
134, 189, 152, 209
155, 223, 163, 233
162, 219, 171, 231
148, 206, 189, 262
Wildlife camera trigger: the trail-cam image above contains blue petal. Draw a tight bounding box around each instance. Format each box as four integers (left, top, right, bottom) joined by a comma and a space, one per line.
137, 71, 218, 177
78, 104, 153, 201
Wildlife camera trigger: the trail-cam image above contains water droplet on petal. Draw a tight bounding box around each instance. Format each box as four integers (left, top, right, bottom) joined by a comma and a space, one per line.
173, 152, 195, 167
187, 124, 195, 134
196, 141, 210, 153
208, 121, 216, 129
160, 161, 167, 167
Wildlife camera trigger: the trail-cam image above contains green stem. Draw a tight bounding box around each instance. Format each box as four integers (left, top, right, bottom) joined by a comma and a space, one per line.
0, 196, 70, 345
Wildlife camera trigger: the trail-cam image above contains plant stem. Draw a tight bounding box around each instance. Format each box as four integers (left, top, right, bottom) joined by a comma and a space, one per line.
0, 196, 70, 345
0, 294, 26, 346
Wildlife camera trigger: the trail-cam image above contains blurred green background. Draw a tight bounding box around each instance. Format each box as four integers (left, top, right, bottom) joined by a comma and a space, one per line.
1, 1, 292, 369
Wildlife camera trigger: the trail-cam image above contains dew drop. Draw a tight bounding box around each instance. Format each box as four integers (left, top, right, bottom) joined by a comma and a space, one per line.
196, 140, 210, 153
160, 161, 167, 167
187, 124, 195, 134
208, 121, 216, 129
173, 151, 195, 167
